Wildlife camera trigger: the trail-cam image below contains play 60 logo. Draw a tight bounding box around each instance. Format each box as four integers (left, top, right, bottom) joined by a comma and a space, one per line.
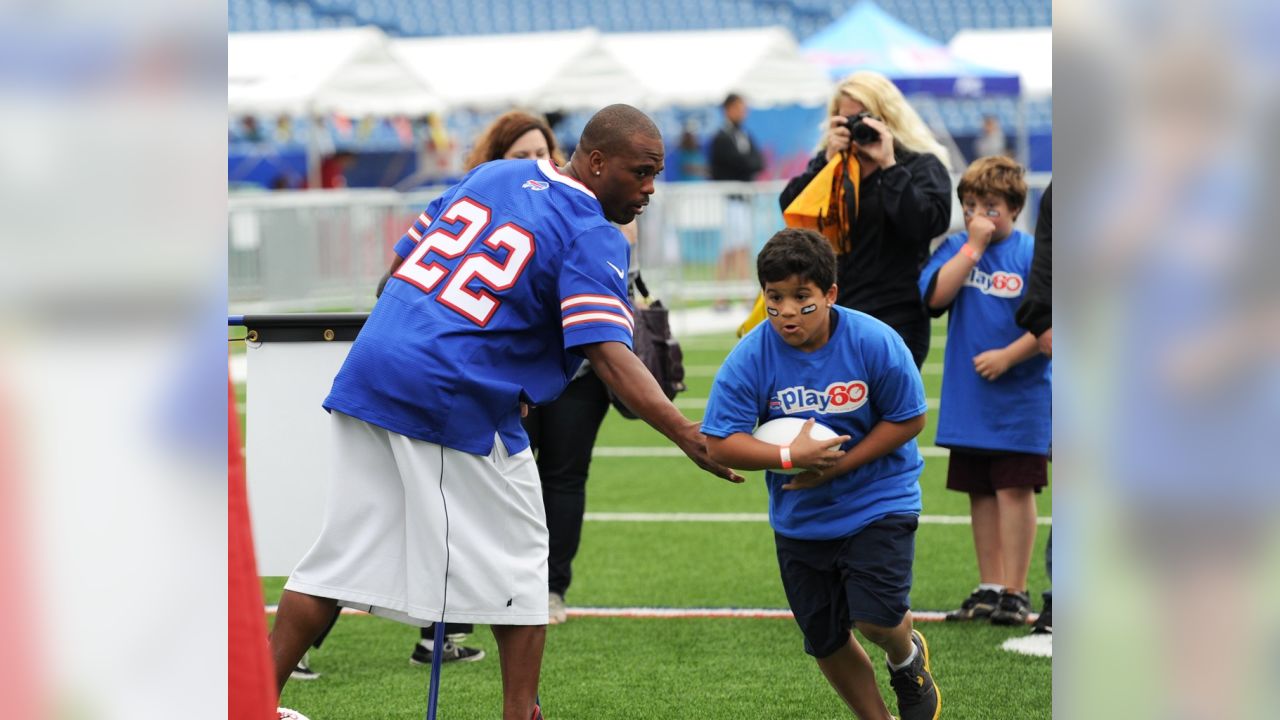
964, 267, 1024, 298
775, 380, 869, 414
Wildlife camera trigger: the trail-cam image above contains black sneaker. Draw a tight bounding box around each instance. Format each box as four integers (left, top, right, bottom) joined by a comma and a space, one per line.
1030, 594, 1052, 634
990, 590, 1032, 626
290, 651, 320, 681
888, 629, 940, 720
945, 587, 1000, 621
409, 638, 486, 665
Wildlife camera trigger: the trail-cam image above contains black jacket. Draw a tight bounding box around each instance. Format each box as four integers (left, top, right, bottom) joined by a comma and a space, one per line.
779, 147, 952, 326
1016, 183, 1052, 337
708, 123, 764, 181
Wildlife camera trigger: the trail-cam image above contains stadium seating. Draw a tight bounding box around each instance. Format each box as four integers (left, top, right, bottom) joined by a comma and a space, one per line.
230, 0, 1049, 43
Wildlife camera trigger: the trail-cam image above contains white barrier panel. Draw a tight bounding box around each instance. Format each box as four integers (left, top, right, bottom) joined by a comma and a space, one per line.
242, 316, 362, 576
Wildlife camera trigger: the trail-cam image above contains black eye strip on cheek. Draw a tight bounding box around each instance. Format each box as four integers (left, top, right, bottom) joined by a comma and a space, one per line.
800, 304, 817, 314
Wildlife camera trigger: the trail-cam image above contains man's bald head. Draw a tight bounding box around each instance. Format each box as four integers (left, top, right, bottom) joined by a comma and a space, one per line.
578, 104, 662, 156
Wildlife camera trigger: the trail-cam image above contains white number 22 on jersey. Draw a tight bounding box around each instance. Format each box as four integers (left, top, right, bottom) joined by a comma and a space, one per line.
393, 198, 535, 326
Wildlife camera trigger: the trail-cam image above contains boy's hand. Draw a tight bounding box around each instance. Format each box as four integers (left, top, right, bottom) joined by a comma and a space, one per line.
965, 214, 997, 249
973, 349, 1012, 381
789, 418, 851, 472
780, 469, 829, 491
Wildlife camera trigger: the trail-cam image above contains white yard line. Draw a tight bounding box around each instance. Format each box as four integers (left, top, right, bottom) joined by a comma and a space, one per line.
263, 605, 968, 623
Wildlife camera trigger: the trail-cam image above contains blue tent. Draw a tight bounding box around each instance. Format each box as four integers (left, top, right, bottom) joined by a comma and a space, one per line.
801, 0, 1021, 97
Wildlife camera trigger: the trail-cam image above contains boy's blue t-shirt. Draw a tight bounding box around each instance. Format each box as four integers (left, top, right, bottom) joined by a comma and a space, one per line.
323, 159, 634, 456
918, 229, 1051, 454
701, 306, 927, 541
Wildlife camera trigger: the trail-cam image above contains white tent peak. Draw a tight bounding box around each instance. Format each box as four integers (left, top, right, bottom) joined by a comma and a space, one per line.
393, 29, 647, 112
228, 27, 442, 116
948, 28, 1052, 99
601, 27, 831, 108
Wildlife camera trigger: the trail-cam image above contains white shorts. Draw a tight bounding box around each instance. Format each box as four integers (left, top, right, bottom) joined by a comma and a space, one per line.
285, 411, 549, 626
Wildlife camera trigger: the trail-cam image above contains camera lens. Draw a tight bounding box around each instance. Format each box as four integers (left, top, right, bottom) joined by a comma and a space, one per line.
849, 116, 880, 145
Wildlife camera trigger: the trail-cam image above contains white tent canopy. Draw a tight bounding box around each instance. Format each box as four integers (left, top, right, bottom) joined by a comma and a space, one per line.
393, 29, 646, 112
601, 27, 831, 108
948, 28, 1052, 99
228, 28, 442, 116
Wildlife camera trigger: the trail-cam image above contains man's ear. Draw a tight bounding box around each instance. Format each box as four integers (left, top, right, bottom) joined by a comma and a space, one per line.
588, 149, 606, 177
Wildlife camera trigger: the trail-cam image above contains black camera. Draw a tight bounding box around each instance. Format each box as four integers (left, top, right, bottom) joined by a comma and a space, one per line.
845, 112, 881, 145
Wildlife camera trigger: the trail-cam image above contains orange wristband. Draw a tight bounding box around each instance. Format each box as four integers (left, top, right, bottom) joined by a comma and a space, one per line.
959, 243, 982, 262
780, 446, 793, 470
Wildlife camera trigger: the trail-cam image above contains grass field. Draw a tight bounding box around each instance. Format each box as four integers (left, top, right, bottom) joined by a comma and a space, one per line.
245, 331, 1052, 719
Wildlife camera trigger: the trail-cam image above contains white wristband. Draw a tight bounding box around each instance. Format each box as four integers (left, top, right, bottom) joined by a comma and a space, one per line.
780, 446, 793, 470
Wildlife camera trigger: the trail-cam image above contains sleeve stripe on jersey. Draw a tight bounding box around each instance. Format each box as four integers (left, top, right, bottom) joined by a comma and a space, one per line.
562, 311, 634, 333
408, 226, 423, 241
561, 294, 634, 325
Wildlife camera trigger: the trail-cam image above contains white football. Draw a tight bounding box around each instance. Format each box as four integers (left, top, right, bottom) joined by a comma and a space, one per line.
752, 417, 841, 475
278, 709, 311, 720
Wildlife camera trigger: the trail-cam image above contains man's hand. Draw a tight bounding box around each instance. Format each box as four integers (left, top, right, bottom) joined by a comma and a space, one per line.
1037, 328, 1052, 358
674, 420, 744, 484
973, 349, 1012, 381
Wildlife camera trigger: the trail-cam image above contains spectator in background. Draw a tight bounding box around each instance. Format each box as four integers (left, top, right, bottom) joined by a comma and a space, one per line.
780, 71, 952, 368
709, 93, 764, 308
678, 120, 707, 181
318, 151, 356, 189
974, 114, 1008, 159
1016, 182, 1052, 635
919, 157, 1050, 627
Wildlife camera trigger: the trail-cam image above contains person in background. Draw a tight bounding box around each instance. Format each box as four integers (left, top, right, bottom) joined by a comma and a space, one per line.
779, 71, 952, 369
974, 114, 1008, 160
1016, 182, 1052, 635
919, 156, 1050, 627
709, 93, 764, 308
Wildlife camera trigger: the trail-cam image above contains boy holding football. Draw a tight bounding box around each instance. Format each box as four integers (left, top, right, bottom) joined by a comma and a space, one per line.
702, 228, 938, 719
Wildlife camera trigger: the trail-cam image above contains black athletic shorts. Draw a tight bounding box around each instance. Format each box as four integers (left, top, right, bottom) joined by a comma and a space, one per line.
775, 514, 918, 658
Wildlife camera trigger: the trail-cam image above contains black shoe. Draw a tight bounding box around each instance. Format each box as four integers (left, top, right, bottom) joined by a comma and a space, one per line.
945, 587, 1000, 621
1030, 594, 1052, 634
990, 590, 1032, 626
410, 637, 486, 665
889, 629, 940, 720
290, 651, 320, 681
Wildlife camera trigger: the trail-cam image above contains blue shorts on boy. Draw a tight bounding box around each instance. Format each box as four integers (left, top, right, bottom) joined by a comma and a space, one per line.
919, 230, 1051, 454
702, 306, 927, 648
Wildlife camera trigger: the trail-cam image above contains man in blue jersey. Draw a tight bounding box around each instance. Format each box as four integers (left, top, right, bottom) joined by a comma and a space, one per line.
268, 105, 742, 720
702, 228, 939, 720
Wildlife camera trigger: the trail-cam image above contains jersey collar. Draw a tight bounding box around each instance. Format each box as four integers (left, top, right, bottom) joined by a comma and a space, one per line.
537, 158, 597, 199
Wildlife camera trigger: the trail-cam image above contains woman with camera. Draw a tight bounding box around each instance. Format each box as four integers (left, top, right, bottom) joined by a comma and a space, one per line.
779, 71, 952, 368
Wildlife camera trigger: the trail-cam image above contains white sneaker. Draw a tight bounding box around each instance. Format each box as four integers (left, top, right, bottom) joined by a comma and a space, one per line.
548, 592, 568, 625
278, 708, 311, 720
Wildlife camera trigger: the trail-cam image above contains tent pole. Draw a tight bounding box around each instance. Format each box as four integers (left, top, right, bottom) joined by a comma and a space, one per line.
1017, 95, 1030, 168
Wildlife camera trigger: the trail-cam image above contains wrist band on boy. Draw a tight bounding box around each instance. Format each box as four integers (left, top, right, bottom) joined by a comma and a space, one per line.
780, 446, 793, 470
959, 243, 982, 262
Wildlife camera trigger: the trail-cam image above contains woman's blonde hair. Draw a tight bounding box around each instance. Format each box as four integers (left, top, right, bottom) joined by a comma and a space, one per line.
824, 71, 951, 170
464, 110, 565, 171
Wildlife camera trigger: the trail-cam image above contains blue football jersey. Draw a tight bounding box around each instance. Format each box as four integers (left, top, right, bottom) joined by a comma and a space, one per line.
701, 306, 927, 541
324, 159, 634, 455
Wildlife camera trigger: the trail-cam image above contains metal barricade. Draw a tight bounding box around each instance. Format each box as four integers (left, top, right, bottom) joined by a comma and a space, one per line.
228, 174, 1050, 314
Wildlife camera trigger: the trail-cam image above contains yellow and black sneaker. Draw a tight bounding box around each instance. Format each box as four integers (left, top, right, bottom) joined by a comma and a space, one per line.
889, 629, 941, 720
